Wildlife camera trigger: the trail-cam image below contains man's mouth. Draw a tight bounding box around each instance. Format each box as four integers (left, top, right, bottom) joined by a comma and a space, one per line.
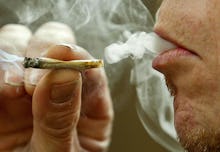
152, 47, 198, 70
152, 30, 200, 71
151, 30, 202, 100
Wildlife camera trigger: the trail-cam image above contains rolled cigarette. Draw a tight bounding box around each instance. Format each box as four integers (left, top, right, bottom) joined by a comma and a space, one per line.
23, 57, 104, 70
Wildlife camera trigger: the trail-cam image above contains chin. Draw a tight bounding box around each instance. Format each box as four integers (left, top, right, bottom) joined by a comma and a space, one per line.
174, 105, 220, 152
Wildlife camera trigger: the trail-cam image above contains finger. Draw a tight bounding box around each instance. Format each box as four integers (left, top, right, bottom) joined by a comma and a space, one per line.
25, 22, 76, 95
0, 24, 32, 55
31, 69, 82, 152
78, 67, 113, 150
70, 46, 113, 150
26, 22, 76, 58
46, 44, 112, 117
0, 24, 32, 98
46, 44, 114, 150
63, 45, 113, 119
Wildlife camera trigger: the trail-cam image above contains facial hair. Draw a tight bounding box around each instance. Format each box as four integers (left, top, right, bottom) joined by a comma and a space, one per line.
178, 127, 220, 152
164, 77, 220, 151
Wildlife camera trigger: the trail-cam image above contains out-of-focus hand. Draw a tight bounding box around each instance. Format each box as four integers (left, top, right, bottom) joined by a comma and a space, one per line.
0, 22, 113, 152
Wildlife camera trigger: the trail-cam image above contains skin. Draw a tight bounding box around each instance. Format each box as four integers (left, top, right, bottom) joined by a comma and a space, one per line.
153, 0, 220, 151
0, 22, 113, 152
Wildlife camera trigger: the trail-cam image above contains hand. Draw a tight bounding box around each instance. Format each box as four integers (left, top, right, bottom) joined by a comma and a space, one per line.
0, 22, 113, 152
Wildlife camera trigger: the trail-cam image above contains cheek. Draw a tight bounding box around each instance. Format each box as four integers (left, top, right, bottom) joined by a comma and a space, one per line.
189, 67, 219, 96
155, 0, 217, 58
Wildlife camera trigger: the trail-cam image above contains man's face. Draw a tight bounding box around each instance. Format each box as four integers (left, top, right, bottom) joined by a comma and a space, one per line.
153, 0, 220, 151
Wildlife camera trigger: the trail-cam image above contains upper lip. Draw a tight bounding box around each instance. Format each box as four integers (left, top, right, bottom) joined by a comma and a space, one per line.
154, 29, 200, 57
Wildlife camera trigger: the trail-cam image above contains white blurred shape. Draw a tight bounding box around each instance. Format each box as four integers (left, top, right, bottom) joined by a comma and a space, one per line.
104, 32, 177, 64
0, 49, 24, 86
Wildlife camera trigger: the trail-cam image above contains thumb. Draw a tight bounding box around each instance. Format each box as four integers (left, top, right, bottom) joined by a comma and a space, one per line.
31, 69, 82, 152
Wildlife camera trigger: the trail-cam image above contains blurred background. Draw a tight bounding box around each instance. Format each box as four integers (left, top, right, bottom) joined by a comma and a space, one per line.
107, 59, 167, 152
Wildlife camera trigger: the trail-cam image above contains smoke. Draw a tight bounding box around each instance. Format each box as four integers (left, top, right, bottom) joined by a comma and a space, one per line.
0, 0, 184, 151
0, 49, 24, 85
104, 32, 177, 64
0, 49, 23, 70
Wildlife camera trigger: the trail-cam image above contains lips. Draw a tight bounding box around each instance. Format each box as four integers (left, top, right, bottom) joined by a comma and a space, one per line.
152, 47, 197, 70
152, 31, 200, 71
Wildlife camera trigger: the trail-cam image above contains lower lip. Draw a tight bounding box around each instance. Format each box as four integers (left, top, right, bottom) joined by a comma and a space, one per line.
152, 48, 197, 69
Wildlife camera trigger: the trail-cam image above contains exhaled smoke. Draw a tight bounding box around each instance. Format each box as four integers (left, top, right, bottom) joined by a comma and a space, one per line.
0, 0, 184, 151
103, 29, 183, 151
104, 32, 177, 64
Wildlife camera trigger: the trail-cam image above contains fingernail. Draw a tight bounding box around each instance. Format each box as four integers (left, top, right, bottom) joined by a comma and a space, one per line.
51, 81, 78, 103
59, 43, 80, 53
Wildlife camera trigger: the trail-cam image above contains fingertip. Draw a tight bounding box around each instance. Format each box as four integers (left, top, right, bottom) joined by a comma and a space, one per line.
36, 22, 72, 32
0, 24, 32, 35
0, 24, 32, 55
45, 44, 93, 61
34, 21, 76, 45
44, 44, 75, 60
26, 21, 76, 58
25, 83, 35, 96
